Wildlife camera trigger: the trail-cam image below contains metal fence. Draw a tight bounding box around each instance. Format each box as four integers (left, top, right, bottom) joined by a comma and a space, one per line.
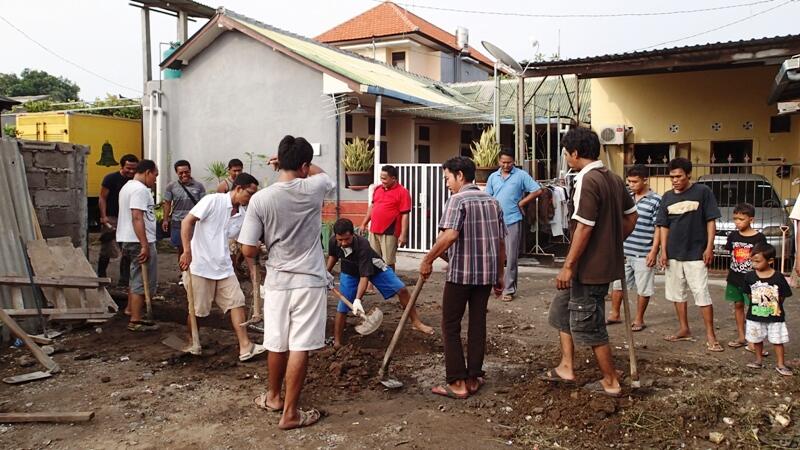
629, 162, 799, 273
395, 164, 450, 253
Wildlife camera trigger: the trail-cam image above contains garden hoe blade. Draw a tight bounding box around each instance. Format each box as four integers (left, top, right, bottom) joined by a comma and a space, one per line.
354, 307, 383, 336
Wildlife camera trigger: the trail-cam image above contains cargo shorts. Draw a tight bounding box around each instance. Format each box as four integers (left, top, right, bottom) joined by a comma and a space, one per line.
120, 242, 158, 296
548, 278, 610, 346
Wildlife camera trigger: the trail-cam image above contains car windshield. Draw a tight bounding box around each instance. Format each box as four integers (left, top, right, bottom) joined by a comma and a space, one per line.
698, 180, 781, 207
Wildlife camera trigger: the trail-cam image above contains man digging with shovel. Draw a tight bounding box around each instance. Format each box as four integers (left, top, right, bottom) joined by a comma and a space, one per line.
326, 218, 433, 349
177, 173, 266, 361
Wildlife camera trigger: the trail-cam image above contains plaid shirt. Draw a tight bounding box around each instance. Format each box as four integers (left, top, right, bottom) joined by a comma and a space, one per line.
438, 184, 506, 285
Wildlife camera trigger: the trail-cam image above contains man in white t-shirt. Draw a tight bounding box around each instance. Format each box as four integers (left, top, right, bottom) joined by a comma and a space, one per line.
116, 159, 159, 332
178, 172, 266, 361
239, 136, 334, 430
791, 192, 800, 277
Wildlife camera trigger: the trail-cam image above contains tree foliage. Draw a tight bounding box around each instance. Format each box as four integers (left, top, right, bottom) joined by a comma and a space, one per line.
0, 68, 80, 102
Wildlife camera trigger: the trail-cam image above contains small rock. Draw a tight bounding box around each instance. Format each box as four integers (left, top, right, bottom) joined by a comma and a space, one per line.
17, 355, 35, 368
708, 432, 725, 444
120, 356, 130, 362
101, 376, 111, 383
774, 414, 790, 427
524, 415, 532, 421
531, 407, 544, 414
141, 372, 153, 380
727, 391, 740, 402
722, 417, 734, 426
41, 345, 55, 355
570, 391, 579, 399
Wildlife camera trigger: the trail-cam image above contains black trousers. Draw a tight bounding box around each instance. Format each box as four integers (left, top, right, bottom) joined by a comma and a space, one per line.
442, 282, 491, 384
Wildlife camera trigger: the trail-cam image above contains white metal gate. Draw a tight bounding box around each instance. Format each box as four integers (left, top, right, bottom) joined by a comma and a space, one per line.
394, 164, 450, 253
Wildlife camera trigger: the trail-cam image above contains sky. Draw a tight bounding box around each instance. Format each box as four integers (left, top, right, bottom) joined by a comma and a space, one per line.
0, 0, 797, 100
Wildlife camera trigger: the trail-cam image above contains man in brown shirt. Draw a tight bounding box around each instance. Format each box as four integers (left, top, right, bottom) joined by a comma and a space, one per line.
543, 127, 638, 397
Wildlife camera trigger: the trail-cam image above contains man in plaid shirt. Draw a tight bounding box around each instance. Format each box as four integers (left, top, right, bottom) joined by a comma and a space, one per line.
421, 156, 506, 399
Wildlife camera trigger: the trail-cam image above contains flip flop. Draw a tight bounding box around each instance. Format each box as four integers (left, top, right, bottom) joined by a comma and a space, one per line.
501, 295, 514, 302
539, 368, 576, 384
431, 385, 470, 399
583, 381, 622, 398
663, 335, 694, 342
745, 347, 769, 357
279, 408, 321, 430
239, 343, 267, 362
253, 392, 283, 413
727, 340, 746, 349
706, 342, 724, 352
631, 323, 646, 332
605, 319, 622, 325
746, 362, 763, 369
467, 377, 486, 395
775, 366, 794, 377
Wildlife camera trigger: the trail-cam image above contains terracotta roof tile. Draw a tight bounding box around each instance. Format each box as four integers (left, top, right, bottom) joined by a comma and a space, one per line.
315, 1, 493, 69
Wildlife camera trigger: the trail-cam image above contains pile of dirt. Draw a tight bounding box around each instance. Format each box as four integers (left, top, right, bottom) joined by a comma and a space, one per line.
308, 344, 382, 392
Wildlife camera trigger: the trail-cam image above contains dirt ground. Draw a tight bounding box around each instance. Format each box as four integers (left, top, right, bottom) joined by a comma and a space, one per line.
1, 239, 799, 449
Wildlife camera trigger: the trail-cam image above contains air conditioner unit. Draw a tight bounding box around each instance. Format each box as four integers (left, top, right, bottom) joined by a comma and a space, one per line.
599, 125, 626, 145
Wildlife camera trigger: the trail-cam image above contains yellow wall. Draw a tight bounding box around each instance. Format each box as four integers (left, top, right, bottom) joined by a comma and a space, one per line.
387, 116, 414, 162
429, 122, 461, 162
406, 48, 441, 81
16, 112, 143, 197
591, 66, 800, 198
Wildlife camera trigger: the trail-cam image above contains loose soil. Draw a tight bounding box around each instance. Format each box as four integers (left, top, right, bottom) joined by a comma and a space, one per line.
1, 241, 799, 449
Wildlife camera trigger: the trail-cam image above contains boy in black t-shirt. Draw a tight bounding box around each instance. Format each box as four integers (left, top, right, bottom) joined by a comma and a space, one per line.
724, 203, 767, 350
326, 218, 433, 348
744, 243, 793, 376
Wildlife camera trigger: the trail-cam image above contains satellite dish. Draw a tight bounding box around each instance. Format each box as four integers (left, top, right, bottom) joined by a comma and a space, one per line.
481, 40, 523, 74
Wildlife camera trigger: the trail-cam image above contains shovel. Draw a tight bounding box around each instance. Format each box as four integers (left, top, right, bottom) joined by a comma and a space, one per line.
161, 271, 201, 355
378, 276, 425, 389
240, 262, 263, 328
331, 288, 383, 335
140, 260, 153, 321
620, 277, 640, 389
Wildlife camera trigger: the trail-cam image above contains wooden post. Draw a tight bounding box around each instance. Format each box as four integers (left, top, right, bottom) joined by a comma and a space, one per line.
141, 7, 152, 87
0, 308, 59, 373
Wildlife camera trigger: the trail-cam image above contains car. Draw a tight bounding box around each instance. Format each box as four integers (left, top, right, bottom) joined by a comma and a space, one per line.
697, 173, 795, 270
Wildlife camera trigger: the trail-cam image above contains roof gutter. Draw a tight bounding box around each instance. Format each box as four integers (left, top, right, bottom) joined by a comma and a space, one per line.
364, 85, 443, 108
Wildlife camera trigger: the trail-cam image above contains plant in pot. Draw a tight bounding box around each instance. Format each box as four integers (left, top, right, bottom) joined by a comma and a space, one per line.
343, 137, 375, 188
470, 126, 500, 185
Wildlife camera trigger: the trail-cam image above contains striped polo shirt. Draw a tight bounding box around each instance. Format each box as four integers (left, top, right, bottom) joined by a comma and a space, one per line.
438, 184, 506, 286
623, 190, 662, 257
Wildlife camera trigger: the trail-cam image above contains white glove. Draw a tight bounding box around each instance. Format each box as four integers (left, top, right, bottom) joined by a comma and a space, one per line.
326, 272, 335, 290
351, 298, 365, 316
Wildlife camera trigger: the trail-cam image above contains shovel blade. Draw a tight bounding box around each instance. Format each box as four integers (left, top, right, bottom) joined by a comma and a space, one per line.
162, 334, 202, 355
354, 307, 383, 335
380, 378, 403, 389
3, 371, 52, 384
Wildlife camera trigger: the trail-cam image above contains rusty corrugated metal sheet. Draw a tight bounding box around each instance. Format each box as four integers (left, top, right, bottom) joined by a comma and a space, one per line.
0, 138, 37, 309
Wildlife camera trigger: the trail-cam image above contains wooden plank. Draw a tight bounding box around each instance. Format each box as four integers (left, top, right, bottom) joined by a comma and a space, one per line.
0, 412, 94, 423
27, 335, 53, 345
0, 276, 112, 288
25, 239, 77, 309
11, 287, 24, 310
49, 312, 114, 321
0, 308, 59, 373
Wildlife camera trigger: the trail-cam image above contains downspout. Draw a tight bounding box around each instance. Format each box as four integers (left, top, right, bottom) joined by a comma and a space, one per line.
335, 109, 341, 219
152, 90, 164, 199
373, 95, 382, 186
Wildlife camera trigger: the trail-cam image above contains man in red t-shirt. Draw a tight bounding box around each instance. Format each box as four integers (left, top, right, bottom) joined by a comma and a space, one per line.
360, 165, 411, 272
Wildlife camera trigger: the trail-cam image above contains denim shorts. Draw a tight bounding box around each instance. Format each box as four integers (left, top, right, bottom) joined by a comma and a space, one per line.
548, 278, 610, 346
337, 268, 405, 313
120, 242, 158, 295
169, 220, 183, 249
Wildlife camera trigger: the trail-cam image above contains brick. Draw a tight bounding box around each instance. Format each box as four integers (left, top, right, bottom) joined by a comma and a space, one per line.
46, 172, 69, 189
35, 189, 72, 207
45, 207, 77, 224
35, 208, 47, 225
26, 172, 46, 189
34, 151, 71, 169
22, 150, 34, 169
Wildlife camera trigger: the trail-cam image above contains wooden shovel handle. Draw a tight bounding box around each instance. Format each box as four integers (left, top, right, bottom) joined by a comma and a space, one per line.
620, 277, 639, 385
141, 260, 152, 318
379, 276, 425, 378
183, 270, 201, 350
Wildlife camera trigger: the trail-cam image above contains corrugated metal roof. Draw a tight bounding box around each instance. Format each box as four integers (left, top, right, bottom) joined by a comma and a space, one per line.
391, 75, 590, 124
524, 34, 800, 69
0, 138, 37, 310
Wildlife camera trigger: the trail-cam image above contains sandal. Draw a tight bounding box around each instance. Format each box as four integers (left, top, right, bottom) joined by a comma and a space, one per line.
539, 368, 576, 384
605, 319, 622, 325
431, 385, 470, 399
583, 380, 622, 398
746, 362, 763, 369
279, 408, 321, 430
501, 294, 514, 302
745, 346, 769, 357
776, 366, 794, 377
127, 320, 159, 332
631, 323, 646, 332
239, 343, 267, 362
253, 392, 283, 413
727, 340, 746, 349
706, 342, 724, 352
663, 335, 694, 342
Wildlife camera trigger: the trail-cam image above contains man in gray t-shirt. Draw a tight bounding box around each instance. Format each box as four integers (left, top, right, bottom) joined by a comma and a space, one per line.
238, 136, 333, 430
163, 160, 206, 261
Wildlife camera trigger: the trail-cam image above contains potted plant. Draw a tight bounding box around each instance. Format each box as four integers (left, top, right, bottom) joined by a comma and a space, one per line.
470, 126, 500, 184
343, 137, 374, 188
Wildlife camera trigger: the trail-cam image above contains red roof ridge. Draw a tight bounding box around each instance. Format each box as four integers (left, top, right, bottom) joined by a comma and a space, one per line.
387, 1, 419, 33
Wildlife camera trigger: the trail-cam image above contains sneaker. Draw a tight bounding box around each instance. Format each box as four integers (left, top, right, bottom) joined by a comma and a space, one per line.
127, 320, 159, 332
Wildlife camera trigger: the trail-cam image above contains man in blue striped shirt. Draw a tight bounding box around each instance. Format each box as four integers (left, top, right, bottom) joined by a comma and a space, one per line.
607, 165, 662, 332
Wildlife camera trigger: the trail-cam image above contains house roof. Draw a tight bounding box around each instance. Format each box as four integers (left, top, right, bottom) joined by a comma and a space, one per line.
522, 34, 800, 78
315, 1, 494, 69
0, 94, 21, 111
161, 9, 478, 110
130, 0, 215, 18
